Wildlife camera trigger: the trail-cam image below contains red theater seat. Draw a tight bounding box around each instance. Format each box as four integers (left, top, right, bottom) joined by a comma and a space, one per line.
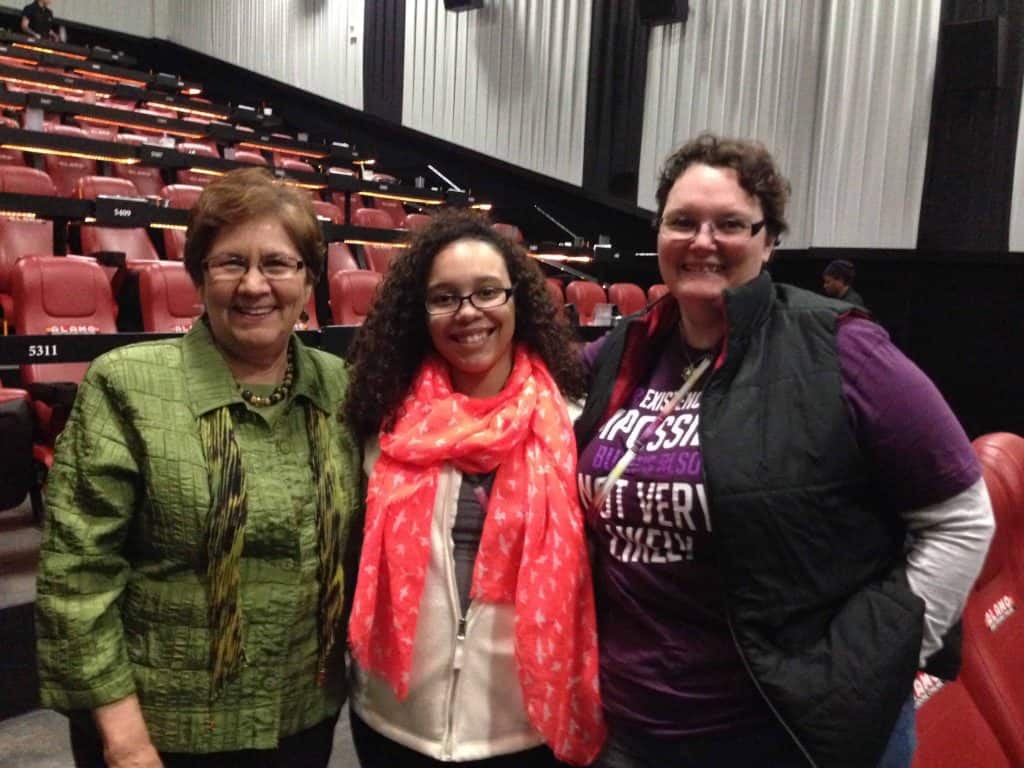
41, 125, 96, 198
353, 207, 394, 230
312, 200, 343, 224
12, 256, 117, 459
0, 166, 57, 325
369, 173, 406, 228
402, 213, 432, 231
648, 283, 670, 303
76, 176, 160, 263
608, 282, 647, 317
113, 163, 166, 198
973, 432, 1024, 589
311, 201, 359, 274
327, 167, 363, 221
0, 115, 25, 166
565, 281, 607, 326
330, 269, 381, 325
957, 462, 1024, 765
158, 184, 203, 261
492, 222, 524, 244
138, 261, 201, 332
232, 149, 267, 166
353, 207, 401, 274
175, 142, 219, 186
911, 672, 1011, 768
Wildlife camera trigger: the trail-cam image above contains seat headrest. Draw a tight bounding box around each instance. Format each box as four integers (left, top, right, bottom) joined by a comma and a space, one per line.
0, 166, 56, 195
77, 175, 140, 200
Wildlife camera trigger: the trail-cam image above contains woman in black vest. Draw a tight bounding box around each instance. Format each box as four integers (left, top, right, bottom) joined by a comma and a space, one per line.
575, 134, 994, 768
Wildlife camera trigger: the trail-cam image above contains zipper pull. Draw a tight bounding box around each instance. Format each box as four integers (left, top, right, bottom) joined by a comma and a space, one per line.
453, 616, 467, 670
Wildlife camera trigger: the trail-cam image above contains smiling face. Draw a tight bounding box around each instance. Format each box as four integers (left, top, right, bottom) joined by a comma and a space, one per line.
657, 163, 773, 308
199, 217, 312, 370
426, 238, 516, 398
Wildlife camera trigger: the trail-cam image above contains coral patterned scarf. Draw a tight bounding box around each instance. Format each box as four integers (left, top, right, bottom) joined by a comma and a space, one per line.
349, 345, 605, 765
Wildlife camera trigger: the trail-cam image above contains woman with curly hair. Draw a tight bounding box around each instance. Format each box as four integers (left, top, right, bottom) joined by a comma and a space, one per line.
344, 209, 605, 767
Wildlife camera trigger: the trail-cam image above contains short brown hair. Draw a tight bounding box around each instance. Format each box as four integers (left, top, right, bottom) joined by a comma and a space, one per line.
183, 167, 325, 285
655, 133, 791, 242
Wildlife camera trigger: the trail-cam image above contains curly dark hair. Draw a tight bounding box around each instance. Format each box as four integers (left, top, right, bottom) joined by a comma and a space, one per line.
655, 133, 792, 243
344, 208, 585, 439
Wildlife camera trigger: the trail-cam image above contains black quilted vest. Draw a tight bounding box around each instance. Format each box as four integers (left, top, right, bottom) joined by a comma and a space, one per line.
578, 272, 934, 767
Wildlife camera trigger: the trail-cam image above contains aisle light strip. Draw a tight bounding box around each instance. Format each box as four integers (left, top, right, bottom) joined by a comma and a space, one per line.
0, 143, 140, 163
361, 191, 444, 205
13, 43, 87, 60
72, 69, 147, 87
343, 239, 410, 248
77, 115, 205, 139
237, 141, 326, 159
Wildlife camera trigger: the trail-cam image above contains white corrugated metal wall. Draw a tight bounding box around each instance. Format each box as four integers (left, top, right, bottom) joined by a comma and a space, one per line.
402, 0, 591, 185
638, 0, 941, 250
165, 0, 364, 110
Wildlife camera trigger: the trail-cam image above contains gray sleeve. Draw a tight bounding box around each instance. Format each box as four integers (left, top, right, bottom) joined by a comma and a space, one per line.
902, 477, 995, 665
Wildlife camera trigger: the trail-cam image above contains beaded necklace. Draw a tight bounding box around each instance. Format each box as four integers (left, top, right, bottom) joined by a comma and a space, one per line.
237, 344, 295, 407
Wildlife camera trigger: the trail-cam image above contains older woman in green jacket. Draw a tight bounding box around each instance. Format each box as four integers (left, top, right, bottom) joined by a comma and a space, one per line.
35, 168, 361, 768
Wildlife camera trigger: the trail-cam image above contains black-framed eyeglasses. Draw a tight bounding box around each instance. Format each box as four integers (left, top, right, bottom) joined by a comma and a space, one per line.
425, 285, 515, 316
202, 254, 305, 282
658, 216, 766, 243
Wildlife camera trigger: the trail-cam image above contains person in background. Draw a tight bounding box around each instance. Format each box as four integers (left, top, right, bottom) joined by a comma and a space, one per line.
574, 133, 994, 768
822, 258, 867, 309
343, 209, 605, 767
21, 0, 58, 41
36, 168, 361, 768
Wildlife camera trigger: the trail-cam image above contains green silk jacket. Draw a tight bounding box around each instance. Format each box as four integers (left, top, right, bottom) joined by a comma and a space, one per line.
35, 322, 361, 753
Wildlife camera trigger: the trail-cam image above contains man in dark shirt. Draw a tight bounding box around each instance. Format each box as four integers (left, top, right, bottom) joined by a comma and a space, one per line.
822, 259, 867, 309
21, 0, 58, 41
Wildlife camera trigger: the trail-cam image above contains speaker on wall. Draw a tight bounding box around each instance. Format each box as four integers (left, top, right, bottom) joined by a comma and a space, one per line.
443, 0, 484, 11
636, 0, 689, 26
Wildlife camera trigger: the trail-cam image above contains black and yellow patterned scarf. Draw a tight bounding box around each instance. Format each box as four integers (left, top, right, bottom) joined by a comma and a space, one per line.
199, 401, 350, 696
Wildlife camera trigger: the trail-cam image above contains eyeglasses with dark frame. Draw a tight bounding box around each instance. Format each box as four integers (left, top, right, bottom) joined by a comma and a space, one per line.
202, 254, 306, 282
425, 285, 515, 316
658, 215, 767, 244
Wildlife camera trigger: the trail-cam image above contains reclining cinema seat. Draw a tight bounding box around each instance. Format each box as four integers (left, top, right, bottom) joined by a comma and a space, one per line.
910, 671, 1010, 767
972, 432, 1024, 590
956, 461, 1024, 765
565, 280, 608, 326
138, 261, 201, 333
277, 158, 318, 199
76, 176, 160, 263
352, 207, 401, 274
648, 283, 670, 303
41, 125, 97, 198
327, 167, 364, 222
12, 255, 117, 468
0, 115, 26, 166
312, 201, 359, 277
0, 166, 57, 329
158, 184, 204, 261
367, 173, 406, 228
175, 142, 219, 187
330, 269, 382, 325
608, 282, 647, 317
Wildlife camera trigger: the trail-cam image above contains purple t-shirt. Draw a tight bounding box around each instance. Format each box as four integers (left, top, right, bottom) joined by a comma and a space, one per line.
577, 316, 980, 738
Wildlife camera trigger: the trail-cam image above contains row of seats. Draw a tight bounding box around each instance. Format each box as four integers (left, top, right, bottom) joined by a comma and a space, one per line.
555, 280, 667, 325
912, 432, 1024, 767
